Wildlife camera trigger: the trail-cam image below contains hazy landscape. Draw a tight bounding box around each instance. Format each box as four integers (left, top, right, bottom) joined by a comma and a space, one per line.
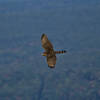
0, 0, 100, 100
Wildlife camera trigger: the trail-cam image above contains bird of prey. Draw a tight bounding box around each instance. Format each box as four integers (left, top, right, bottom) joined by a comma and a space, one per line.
41, 33, 67, 68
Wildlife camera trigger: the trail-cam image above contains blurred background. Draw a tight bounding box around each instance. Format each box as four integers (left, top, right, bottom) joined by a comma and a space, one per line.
0, 0, 100, 100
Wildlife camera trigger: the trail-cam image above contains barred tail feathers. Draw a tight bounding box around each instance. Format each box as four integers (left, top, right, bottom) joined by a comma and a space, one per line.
55, 50, 67, 54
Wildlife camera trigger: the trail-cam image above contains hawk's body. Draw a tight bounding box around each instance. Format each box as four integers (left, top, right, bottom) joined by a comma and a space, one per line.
41, 34, 66, 68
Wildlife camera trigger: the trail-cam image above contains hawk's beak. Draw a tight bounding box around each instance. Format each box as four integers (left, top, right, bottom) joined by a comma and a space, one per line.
41, 53, 45, 56
41, 53, 47, 56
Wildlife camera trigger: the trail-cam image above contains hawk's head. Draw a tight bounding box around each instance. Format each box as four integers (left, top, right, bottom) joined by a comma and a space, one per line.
42, 52, 47, 56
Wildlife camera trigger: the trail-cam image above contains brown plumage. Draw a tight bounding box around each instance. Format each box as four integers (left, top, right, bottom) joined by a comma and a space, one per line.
41, 33, 67, 68
55, 50, 67, 54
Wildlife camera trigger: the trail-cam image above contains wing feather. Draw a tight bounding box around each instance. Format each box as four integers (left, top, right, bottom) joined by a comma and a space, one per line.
41, 33, 56, 68
47, 55, 56, 68
41, 34, 53, 52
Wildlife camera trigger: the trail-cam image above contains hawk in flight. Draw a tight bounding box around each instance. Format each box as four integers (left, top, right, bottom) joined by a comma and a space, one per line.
41, 34, 67, 68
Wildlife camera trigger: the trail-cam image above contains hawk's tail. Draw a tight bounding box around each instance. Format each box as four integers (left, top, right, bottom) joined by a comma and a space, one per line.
55, 50, 67, 54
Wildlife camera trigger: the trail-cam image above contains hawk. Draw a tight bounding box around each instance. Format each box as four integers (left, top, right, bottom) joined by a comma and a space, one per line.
41, 34, 67, 68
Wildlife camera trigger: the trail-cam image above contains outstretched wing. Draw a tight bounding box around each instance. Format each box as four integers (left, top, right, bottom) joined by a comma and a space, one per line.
47, 55, 56, 68
41, 34, 56, 68
41, 34, 54, 52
